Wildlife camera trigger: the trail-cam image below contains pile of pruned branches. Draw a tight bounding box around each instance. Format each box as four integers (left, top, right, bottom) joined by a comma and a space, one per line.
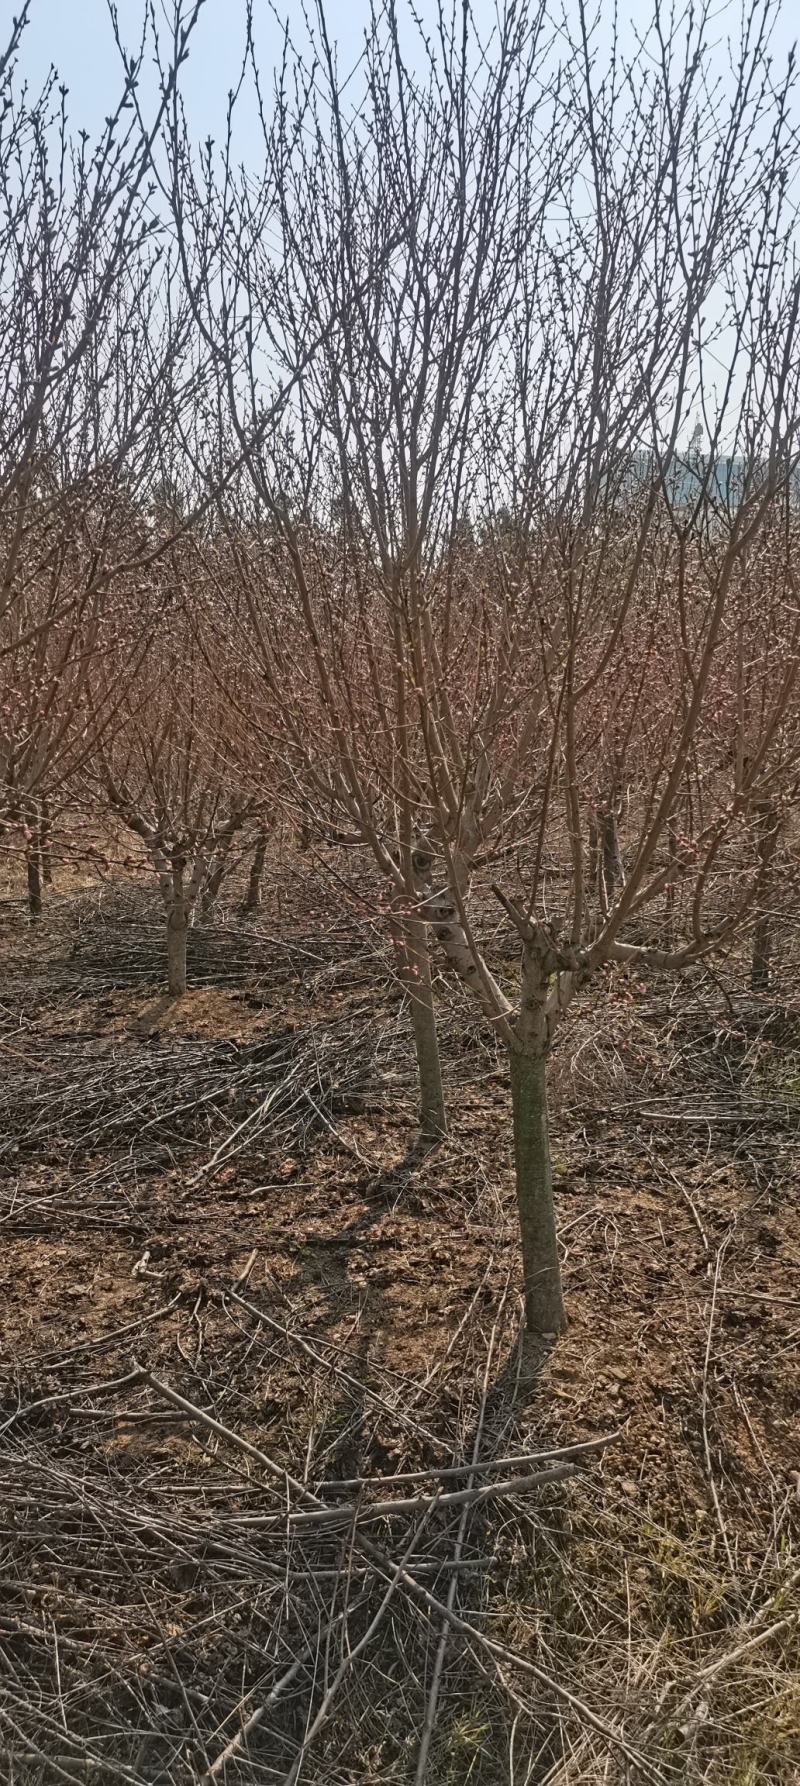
3, 1273, 797, 1786
0, 1281, 627, 1786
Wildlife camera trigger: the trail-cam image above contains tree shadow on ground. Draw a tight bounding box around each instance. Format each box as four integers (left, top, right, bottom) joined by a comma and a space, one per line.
128, 992, 180, 1035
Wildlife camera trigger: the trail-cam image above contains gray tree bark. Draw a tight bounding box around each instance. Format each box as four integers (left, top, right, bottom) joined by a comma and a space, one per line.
590, 784, 624, 914
600, 804, 623, 904
27, 837, 43, 918
242, 825, 269, 913
588, 815, 599, 901
40, 799, 52, 885
24, 799, 43, 918
509, 1049, 566, 1334
199, 855, 229, 920
664, 820, 679, 943
394, 917, 447, 1139
167, 860, 189, 995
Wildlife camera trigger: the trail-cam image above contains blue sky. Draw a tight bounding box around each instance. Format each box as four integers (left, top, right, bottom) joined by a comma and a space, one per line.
15, 0, 799, 157
16, 0, 799, 166
17, 1, 293, 146
15, 0, 482, 153
13, 0, 799, 457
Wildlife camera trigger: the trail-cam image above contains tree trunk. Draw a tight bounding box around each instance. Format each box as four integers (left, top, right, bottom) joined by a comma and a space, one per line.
751, 799, 780, 993
242, 825, 268, 913
200, 855, 228, 920
165, 852, 191, 995
588, 814, 599, 900
394, 918, 447, 1138
166, 907, 188, 993
27, 833, 43, 919
509, 1049, 566, 1334
40, 799, 52, 884
600, 805, 623, 902
665, 821, 679, 943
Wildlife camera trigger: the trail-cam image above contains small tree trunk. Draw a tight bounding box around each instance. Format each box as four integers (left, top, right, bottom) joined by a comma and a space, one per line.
588, 814, 599, 900
167, 904, 188, 994
394, 917, 447, 1138
166, 859, 189, 995
601, 805, 623, 901
751, 799, 780, 993
243, 825, 269, 913
509, 1049, 566, 1334
200, 855, 228, 920
39, 799, 52, 885
665, 821, 679, 943
27, 830, 43, 919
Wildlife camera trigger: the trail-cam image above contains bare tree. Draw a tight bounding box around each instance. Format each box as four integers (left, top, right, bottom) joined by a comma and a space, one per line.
407, 0, 800, 1329
0, 1, 209, 910
92, 580, 253, 995
158, 0, 800, 1320
242, 822, 271, 915
165, 0, 565, 1135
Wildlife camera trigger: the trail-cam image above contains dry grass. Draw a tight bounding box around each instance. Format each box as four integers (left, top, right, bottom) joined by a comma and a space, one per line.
0, 858, 797, 1782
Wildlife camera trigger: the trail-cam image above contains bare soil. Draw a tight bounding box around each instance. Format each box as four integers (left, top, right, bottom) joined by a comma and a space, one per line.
0, 860, 798, 1784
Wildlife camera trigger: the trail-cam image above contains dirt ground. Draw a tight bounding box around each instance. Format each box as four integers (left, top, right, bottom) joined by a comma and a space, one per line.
0, 859, 798, 1784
